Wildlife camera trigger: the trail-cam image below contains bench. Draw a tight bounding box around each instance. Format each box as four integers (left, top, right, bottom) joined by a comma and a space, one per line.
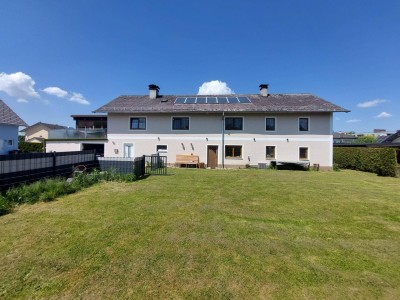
176, 154, 200, 168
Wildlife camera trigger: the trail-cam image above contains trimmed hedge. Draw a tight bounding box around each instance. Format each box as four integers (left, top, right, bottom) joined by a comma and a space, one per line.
333, 147, 398, 177
18, 141, 44, 153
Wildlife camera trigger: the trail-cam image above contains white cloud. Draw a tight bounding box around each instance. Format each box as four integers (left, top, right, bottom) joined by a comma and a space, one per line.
69, 92, 90, 105
375, 112, 392, 118
198, 80, 234, 95
42, 86, 68, 98
17, 99, 29, 103
357, 99, 387, 108
346, 119, 361, 123
0, 72, 39, 102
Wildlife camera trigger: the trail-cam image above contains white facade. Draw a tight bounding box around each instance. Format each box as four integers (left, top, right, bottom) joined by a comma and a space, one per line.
104, 112, 334, 169
0, 124, 19, 155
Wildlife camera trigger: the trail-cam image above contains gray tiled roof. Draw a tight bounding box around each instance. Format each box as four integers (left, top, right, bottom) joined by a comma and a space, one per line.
0, 99, 28, 126
95, 93, 349, 114
20, 122, 67, 132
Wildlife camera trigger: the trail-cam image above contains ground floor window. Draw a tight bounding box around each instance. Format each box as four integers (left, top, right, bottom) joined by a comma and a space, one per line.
299, 147, 309, 160
266, 146, 276, 159
156, 145, 168, 153
225, 145, 242, 158
7, 139, 13, 146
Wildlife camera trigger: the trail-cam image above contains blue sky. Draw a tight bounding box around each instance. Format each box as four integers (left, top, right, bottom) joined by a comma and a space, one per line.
0, 0, 399, 132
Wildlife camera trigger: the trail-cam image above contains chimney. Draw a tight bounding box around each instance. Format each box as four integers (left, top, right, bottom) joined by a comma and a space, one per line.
259, 84, 269, 96
149, 84, 160, 99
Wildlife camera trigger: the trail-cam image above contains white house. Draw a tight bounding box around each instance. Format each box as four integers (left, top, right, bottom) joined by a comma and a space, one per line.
93, 84, 348, 169
0, 100, 28, 155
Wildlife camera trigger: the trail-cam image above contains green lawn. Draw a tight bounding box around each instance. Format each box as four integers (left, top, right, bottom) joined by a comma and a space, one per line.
1, 169, 399, 299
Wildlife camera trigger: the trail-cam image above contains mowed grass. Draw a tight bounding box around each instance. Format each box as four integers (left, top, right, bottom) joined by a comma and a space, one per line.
1, 169, 400, 299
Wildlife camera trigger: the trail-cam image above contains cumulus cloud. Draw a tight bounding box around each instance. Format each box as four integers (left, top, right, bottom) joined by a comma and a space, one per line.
346, 119, 361, 123
69, 92, 90, 105
375, 112, 392, 118
198, 80, 234, 95
42, 86, 68, 98
0, 72, 39, 102
357, 99, 387, 108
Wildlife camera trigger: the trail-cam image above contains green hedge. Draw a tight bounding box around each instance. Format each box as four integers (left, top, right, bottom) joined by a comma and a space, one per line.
18, 142, 44, 153
333, 147, 398, 177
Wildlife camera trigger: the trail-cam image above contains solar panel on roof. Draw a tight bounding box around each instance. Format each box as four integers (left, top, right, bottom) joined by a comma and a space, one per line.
196, 97, 207, 104
207, 97, 217, 103
175, 98, 186, 104
238, 97, 251, 103
227, 97, 239, 103
186, 97, 196, 104
217, 97, 228, 103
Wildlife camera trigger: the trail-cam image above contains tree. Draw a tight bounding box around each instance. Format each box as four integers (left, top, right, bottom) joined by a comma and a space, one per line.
353, 135, 377, 144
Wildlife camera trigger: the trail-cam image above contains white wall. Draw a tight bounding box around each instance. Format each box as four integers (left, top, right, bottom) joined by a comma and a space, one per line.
45, 141, 82, 152
0, 124, 19, 154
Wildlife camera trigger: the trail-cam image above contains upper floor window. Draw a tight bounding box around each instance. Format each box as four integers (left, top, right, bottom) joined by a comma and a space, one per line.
299, 117, 309, 132
266, 117, 276, 131
7, 139, 13, 146
172, 117, 189, 130
130, 117, 146, 130
225, 117, 243, 131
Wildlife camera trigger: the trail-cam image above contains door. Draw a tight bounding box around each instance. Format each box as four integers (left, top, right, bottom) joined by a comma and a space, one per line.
123, 143, 134, 158
207, 146, 218, 169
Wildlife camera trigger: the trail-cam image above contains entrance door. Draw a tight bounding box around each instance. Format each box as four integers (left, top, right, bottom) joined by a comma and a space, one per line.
123, 143, 134, 158
207, 146, 218, 169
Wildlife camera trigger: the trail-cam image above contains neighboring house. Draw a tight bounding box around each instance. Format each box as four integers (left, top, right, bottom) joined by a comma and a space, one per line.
333, 132, 358, 144
93, 84, 349, 169
0, 99, 28, 155
378, 130, 400, 144
22, 122, 67, 143
45, 115, 107, 155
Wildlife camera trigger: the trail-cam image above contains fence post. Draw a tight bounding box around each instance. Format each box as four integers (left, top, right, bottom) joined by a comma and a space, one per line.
52, 152, 56, 176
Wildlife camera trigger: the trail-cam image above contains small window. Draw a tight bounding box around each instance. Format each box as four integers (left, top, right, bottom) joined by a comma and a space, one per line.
225, 117, 243, 130
299, 118, 309, 132
265, 118, 276, 131
7, 139, 13, 146
299, 147, 309, 160
225, 145, 242, 158
172, 117, 189, 130
266, 146, 276, 159
156, 145, 168, 153
130, 117, 146, 130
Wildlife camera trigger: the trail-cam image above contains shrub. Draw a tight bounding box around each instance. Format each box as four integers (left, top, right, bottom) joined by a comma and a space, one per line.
333, 147, 398, 177
18, 142, 44, 153
0, 195, 12, 215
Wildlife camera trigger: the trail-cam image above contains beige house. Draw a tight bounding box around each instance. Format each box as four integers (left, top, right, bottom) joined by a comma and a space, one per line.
22, 122, 67, 143
93, 84, 349, 169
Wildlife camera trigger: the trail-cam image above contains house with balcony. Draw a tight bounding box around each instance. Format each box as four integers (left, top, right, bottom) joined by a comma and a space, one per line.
21, 122, 67, 143
0, 99, 27, 155
45, 115, 107, 155
94, 84, 349, 169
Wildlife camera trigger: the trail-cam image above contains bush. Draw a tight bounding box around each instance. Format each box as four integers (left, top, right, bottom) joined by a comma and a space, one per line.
18, 141, 44, 153
333, 147, 398, 177
0, 195, 12, 215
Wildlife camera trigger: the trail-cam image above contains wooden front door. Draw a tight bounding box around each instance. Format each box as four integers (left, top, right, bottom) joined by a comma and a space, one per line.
207, 146, 218, 169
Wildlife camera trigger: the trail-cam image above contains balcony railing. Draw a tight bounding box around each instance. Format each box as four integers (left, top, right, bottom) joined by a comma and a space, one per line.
48, 128, 107, 140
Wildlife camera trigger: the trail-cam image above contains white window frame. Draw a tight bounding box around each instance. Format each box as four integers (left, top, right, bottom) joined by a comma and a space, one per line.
123, 143, 134, 158
298, 117, 310, 133
265, 117, 277, 132
129, 116, 147, 131
299, 146, 309, 161
265, 145, 277, 160
156, 144, 168, 153
171, 116, 190, 131
225, 144, 243, 159
225, 116, 244, 131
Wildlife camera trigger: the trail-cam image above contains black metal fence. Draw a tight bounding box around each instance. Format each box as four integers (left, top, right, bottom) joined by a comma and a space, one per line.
0, 150, 99, 191
0, 152, 167, 191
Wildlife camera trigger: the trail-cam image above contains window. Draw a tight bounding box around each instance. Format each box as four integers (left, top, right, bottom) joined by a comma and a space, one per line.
130, 117, 146, 130
172, 117, 189, 130
299, 147, 309, 160
299, 117, 309, 132
265, 117, 276, 131
7, 139, 13, 146
156, 145, 167, 153
124, 143, 134, 158
266, 146, 276, 159
225, 145, 242, 158
225, 117, 243, 130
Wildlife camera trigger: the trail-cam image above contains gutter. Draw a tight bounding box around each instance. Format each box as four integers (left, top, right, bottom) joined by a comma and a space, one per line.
222, 111, 225, 168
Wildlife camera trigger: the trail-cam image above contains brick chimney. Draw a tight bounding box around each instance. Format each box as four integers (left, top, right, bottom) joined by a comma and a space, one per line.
259, 84, 269, 96
149, 84, 160, 99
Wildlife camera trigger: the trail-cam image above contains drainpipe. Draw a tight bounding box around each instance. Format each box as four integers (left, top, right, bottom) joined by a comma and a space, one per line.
222, 111, 225, 169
